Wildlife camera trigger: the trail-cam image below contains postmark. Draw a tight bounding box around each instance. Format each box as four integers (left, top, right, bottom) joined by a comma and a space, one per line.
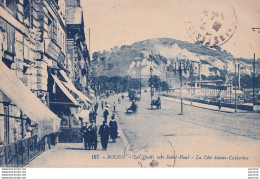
184, 1, 237, 47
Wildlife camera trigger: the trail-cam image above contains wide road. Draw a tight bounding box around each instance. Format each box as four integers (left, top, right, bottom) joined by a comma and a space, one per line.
108, 91, 260, 167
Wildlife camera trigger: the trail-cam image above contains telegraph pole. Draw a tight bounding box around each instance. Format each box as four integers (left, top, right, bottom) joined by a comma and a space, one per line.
166, 72, 168, 94
140, 74, 142, 99
229, 80, 232, 103
238, 63, 240, 89
179, 61, 184, 115
89, 28, 91, 60
235, 63, 237, 112
150, 67, 153, 109
253, 53, 256, 104
170, 79, 172, 96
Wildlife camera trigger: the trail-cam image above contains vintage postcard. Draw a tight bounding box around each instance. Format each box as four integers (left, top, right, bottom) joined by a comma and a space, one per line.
0, 0, 259, 169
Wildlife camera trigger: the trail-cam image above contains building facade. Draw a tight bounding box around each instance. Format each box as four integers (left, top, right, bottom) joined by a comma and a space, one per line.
65, 0, 90, 96
0, 0, 91, 166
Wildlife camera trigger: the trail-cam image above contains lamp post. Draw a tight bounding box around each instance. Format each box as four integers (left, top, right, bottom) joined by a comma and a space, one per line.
251, 28, 258, 109
253, 53, 256, 105
234, 63, 237, 112
172, 60, 188, 115
140, 74, 142, 99
179, 61, 184, 115
150, 66, 153, 109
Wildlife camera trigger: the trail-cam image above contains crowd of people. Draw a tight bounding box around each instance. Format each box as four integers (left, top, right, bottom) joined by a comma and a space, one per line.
80, 101, 118, 151
80, 94, 140, 151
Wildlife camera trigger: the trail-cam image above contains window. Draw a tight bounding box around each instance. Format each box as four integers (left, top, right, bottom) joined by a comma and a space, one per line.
23, 0, 32, 27
59, 31, 61, 50
6, 0, 17, 13
0, 0, 17, 16
66, 0, 80, 6
47, 16, 57, 42
63, 34, 65, 51
3, 104, 9, 144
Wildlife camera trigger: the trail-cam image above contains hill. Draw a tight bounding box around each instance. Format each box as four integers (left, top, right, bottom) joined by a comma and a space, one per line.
90, 38, 254, 82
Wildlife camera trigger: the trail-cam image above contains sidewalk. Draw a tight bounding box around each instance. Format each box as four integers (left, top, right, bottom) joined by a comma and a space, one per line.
25, 101, 135, 167
162, 96, 247, 113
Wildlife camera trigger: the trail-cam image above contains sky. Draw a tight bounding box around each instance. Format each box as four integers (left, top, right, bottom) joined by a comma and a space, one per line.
82, 0, 260, 59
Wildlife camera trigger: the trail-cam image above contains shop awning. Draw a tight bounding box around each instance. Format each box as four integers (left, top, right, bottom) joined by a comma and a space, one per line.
75, 109, 90, 122
62, 82, 92, 105
59, 70, 93, 105
89, 92, 95, 98
89, 88, 95, 98
0, 61, 60, 138
51, 74, 80, 106
89, 88, 95, 94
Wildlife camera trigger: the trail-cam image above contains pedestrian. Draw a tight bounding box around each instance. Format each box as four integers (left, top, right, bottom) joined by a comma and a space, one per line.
113, 102, 116, 112
89, 110, 96, 123
94, 102, 99, 114
109, 114, 118, 143
106, 91, 109, 98
89, 122, 98, 150
101, 101, 104, 110
218, 98, 222, 111
103, 105, 109, 123
81, 122, 91, 150
98, 121, 110, 151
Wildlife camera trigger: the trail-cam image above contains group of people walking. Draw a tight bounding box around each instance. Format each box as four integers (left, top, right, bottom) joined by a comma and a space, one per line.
81, 102, 118, 151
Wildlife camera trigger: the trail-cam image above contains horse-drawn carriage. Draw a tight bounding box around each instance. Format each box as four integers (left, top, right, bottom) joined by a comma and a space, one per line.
126, 101, 138, 114
128, 89, 141, 101
151, 97, 161, 109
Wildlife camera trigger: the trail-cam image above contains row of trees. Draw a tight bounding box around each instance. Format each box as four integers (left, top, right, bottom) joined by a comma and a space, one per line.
148, 75, 169, 91
90, 76, 142, 95
90, 73, 259, 96
90, 75, 170, 95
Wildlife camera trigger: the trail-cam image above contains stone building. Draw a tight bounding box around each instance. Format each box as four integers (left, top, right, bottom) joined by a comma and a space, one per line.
65, 0, 90, 96
0, 0, 65, 146
0, 0, 91, 165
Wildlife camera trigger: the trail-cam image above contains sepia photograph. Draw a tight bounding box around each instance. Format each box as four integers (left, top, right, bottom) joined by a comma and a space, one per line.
0, 0, 259, 171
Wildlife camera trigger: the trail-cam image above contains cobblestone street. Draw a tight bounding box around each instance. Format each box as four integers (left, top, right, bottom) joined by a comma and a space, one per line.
26, 92, 260, 167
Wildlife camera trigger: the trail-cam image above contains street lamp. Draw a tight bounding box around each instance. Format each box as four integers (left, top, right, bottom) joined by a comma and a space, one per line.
234, 63, 237, 112
172, 60, 187, 115
140, 74, 142, 100
251, 28, 258, 110
150, 66, 153, 109
179, 61, 184, 115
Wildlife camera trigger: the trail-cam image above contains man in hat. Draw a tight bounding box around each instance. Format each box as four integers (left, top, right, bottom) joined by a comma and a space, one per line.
113, 102, 116, 112
81, 122, 90, 149
101, 101, 104, 110
103, 105, 109, 123
98, 121, 110, 151
94, 102, 99, 114
89, 121, 98, 150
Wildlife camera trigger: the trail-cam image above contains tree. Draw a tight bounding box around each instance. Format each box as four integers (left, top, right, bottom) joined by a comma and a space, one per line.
161, 81, 169, 91
92, 52, 100, 61
148, 75, 161, 91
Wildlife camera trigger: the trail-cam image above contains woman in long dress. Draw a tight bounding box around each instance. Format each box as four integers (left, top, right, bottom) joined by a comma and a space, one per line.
109, 114, 118, 143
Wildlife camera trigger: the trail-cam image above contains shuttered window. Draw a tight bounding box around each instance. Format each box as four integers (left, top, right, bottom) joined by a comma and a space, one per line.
47, 17, 57, 42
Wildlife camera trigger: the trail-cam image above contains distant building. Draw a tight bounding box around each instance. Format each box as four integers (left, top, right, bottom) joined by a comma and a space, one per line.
185, 80, 244, 103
